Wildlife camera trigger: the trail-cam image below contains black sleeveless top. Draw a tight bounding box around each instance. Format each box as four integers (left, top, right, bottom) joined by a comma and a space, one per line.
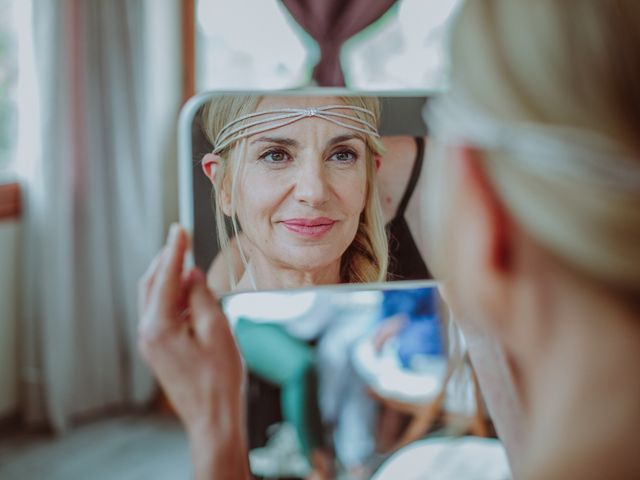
386, 137, 432, 281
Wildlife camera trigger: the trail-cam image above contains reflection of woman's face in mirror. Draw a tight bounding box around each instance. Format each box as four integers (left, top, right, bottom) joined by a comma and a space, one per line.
202, 95, 388, 291
234, 96, 368, 286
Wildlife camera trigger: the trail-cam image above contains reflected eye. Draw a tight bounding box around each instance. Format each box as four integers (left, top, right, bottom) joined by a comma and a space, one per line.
330, 149, 358, 163
260, 149, 291, 164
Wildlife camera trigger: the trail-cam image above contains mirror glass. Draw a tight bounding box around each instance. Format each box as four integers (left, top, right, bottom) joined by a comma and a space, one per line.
219, 281, 479, 478
180, 91, 432, 293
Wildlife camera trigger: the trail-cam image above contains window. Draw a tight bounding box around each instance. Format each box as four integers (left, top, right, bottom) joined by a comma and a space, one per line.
0, 0, 18, 175
194, 0, 461, 92
196, 0, 316, 90
342, 0, 461, 90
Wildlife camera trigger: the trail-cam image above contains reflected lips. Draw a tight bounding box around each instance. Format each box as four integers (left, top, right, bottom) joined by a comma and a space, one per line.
282, 217, 336, 238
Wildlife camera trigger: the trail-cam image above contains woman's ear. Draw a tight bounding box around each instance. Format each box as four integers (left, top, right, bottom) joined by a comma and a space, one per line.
375, 155, 382, 171
446, 145, 515, 336
458, 145, 512, 275
201, 153, 221, 183
202, 153, 232, 216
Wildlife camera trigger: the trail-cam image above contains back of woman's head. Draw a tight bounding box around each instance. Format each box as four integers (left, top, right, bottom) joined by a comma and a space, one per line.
442, 0, 640, 304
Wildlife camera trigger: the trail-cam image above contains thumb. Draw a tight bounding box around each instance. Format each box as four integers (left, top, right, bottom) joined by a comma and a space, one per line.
186, 269, 228, 344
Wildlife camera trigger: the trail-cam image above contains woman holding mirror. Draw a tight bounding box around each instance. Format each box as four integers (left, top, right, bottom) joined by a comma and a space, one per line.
138, 0, 640, 478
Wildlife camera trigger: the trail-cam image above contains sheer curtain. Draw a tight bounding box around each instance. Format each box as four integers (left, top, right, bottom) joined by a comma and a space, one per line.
20, 0, 172, 432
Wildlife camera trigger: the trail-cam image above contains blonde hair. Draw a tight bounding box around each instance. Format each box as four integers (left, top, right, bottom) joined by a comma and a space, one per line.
435, 0, 640, 304
202, 95, 388, 289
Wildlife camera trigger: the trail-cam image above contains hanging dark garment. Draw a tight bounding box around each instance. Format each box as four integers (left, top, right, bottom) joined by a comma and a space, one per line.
281, 0, 397, 86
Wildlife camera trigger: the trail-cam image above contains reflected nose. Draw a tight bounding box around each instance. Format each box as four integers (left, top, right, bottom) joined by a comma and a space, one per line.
293, 156, 330, 207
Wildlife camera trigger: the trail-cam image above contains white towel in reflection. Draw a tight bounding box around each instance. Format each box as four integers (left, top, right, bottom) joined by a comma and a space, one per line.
372, 437, 511, 480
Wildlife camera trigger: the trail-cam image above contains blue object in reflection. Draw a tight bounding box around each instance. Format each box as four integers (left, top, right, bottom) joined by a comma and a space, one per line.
379, 288, 443, 368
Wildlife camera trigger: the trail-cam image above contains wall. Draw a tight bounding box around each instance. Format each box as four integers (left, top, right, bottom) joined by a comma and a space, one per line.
0, 219, 21, 418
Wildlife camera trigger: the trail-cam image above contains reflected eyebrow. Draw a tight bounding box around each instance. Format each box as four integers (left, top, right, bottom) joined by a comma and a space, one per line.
251, 136, 299, 148
250, 134, 365, 148
327, 134, 366, 146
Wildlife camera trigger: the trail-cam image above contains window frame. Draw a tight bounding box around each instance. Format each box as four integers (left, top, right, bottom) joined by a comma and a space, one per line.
0, 182, 21, 220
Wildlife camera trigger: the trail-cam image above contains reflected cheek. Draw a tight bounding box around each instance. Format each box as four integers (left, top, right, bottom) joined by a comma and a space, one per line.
340, 170, 367, 211
341, 182, 367, 230
237, 181, 284, 238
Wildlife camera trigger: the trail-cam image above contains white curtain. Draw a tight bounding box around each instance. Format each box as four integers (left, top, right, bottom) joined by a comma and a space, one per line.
20, 0, 173, 432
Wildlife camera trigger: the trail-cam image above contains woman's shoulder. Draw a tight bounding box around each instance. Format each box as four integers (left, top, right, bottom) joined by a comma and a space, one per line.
378, 136, 424, 222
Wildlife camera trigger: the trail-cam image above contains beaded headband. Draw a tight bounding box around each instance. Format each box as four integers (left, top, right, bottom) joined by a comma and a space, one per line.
212, 105, 380, 154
